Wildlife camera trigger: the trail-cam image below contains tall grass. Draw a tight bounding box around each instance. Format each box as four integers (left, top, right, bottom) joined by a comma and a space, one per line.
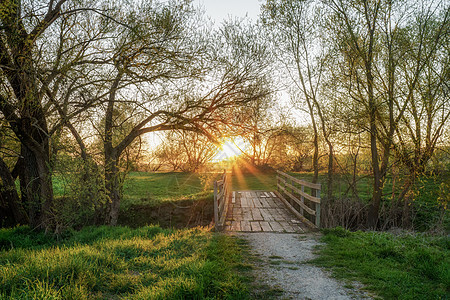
0, 226, 249, 299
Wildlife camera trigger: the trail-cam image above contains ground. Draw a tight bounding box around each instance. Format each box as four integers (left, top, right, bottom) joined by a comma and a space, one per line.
239, 232, 373, 300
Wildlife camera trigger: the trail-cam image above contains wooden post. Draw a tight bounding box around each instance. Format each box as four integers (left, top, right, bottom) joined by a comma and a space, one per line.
315, 188, 321, 228
290, 178, 294, 207
300, 185, 305, 216
214, 181, 219, 230
277, 172, 280, 193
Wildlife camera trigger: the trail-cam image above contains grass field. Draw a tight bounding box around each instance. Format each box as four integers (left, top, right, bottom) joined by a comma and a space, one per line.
314, 227, 450, 299
0, 225, 250, 299
122, 172, 210, 209
3, 171, 448, 299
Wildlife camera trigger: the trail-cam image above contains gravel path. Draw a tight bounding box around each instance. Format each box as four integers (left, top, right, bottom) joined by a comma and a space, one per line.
237, 232, 372, 300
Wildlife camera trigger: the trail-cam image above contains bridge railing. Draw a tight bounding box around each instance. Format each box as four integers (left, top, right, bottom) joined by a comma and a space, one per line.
213, 170, 230, 231
275, 170, 321, 228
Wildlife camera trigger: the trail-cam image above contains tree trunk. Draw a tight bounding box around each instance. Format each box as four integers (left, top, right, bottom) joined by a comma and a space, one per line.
310, 113, 319, 185
19, 142, 54, 229
105, 150, 121, 226
326, 142, 334, 200
0, 157, 27, 225
367, 75, 382, 229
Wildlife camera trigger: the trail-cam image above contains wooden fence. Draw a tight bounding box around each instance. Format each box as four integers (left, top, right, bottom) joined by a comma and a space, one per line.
275, 170, 321, 228
213, 171, 230, 231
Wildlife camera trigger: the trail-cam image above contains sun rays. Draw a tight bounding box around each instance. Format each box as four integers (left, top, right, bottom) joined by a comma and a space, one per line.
213, 137, 248, 162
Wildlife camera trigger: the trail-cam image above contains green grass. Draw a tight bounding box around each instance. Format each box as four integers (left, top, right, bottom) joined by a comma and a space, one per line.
122, 172, 213, 209
231, 172, 276, 191
313, 227, 450, 299
0, 225, 249, 299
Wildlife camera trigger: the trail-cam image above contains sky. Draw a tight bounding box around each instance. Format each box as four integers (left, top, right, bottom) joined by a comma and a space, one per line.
194, 0, 263, 24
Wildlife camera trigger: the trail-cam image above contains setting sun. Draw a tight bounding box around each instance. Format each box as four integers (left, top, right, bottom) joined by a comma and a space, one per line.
213, 137, 248, 161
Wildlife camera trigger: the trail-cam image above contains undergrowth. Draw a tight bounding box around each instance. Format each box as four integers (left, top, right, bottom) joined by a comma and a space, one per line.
314, 227, 450, 299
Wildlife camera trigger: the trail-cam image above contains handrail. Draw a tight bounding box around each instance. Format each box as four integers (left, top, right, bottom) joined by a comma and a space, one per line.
213, 170, 230, 231
275, 170, 321, 228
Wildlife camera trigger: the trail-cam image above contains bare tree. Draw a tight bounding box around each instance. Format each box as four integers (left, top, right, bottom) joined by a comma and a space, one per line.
262, 0, 332, 196
324, 0, 449, 227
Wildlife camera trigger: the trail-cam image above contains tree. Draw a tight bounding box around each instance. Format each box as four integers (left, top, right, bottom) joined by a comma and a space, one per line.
0, 0, 129, 229
90, 13, 273, 225
262, 0, 333, 198
156, 131, 217, 172
324, 0, 449, 227
0, 0, 79, 229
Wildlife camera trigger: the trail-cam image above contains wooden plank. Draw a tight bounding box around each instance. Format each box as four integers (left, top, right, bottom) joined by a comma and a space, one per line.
259, 197, 270, 207
278, 183, 316, 216
276, 208, 291, 219
232, 191, 236, 204
260, 221, 272, 232
235, 195, 241, 207
242, 207, 253, 220
240, 196, 250, 207
260, 208, 274, 221
233, 213, 243, 222
269, 221, 284, 232
232, 207, 242, 216
270, 198, 283, 208
251, 208, 263, 221
268, 208, 283, 220
241, 220, 251, 231
217, 189, 224, 201
277, 170, 321, 190
218, 197, 226, 214
270, 192, 277, 197
252, 197, 262, 208
278, 221, 295, 233
214, 181, 219, 224
278, 177, 321, 203
230, 221, 241, 231
272, 198, 284, 208
290, 223, 305, 233
250, 221, 262, 231
275, 191, 317, 229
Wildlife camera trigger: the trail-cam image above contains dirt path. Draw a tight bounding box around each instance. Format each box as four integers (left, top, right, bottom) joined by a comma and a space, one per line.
237, 232, 372, 299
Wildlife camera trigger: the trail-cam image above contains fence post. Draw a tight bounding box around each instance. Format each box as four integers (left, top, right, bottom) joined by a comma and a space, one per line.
300, 185, 305, 216
290, 178, 295, 207
214, 181, 219, 230
315, 188, 321, 228
276, 172, 280, 193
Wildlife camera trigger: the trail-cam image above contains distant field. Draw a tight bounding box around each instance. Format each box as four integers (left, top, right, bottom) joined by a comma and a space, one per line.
122, 172, 210, 209
54, 170, 446, 230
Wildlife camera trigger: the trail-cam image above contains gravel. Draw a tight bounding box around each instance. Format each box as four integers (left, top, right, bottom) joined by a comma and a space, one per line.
236, 232, 373, 300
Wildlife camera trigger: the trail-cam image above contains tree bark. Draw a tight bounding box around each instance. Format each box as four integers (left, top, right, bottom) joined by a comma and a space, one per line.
105, 150, 121, 226
0, 157, 27, 225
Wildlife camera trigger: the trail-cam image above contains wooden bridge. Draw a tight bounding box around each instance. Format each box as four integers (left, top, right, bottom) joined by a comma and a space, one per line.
213, 171, 321, 233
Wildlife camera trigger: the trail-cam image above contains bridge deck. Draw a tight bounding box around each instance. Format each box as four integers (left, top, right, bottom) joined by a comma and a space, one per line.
224, 190, 310, 233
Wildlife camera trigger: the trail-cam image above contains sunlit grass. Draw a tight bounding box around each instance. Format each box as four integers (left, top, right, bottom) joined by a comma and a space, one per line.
0, 226, 249, 299
313, 227, 450, 299
122, 172, 211, 209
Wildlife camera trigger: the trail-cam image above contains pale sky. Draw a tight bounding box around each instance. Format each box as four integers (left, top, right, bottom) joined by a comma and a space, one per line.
195, 0, 263, 24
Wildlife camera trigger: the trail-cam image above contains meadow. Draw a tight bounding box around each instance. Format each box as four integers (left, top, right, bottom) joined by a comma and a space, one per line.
0, 226, 250, 299
2, 171, 448, 299
314, 227, 450, 299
